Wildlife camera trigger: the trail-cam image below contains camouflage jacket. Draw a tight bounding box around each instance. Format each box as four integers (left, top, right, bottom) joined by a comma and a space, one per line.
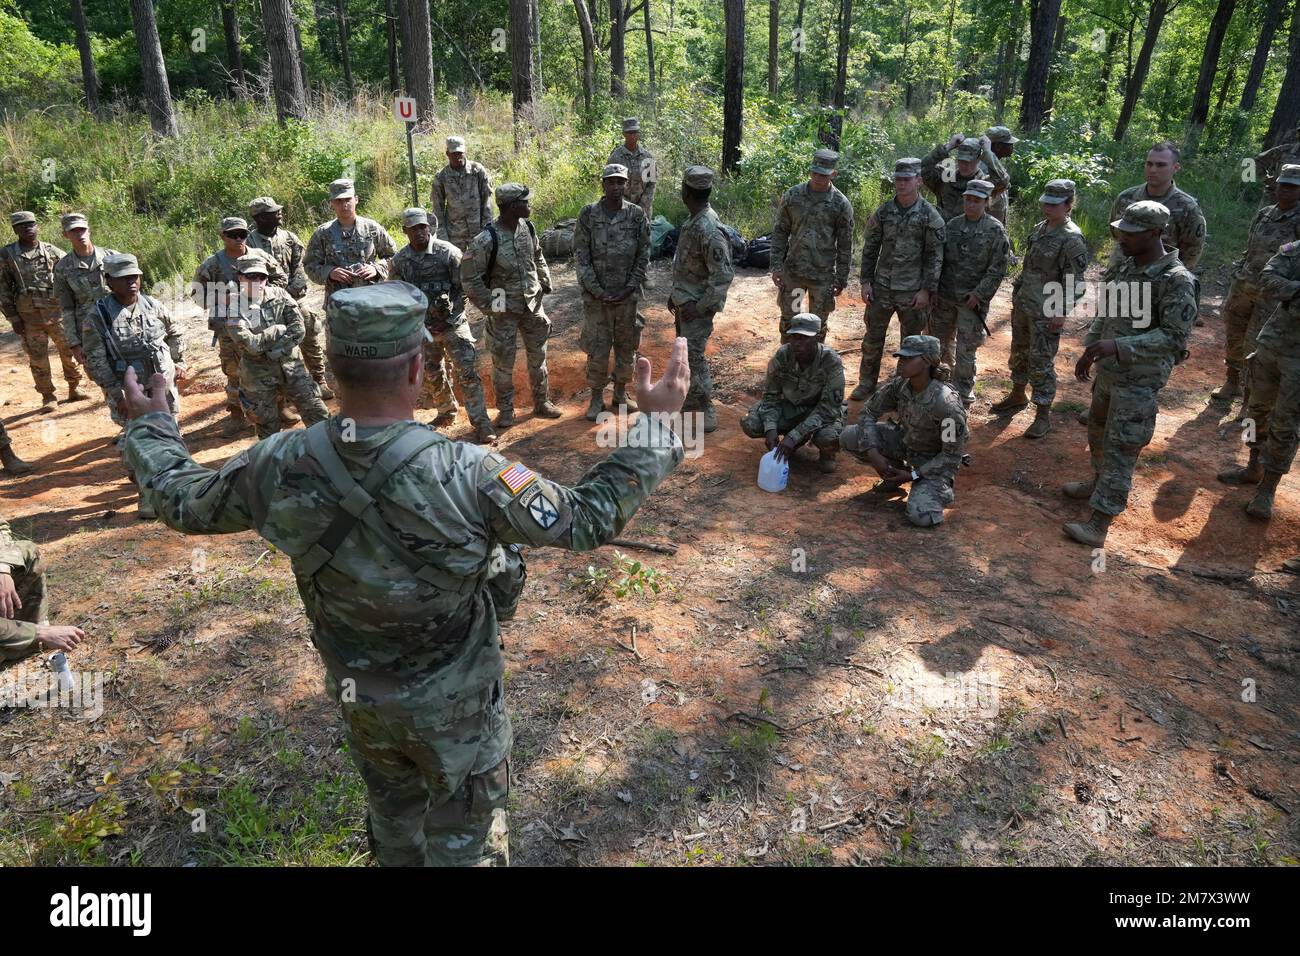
1255, 140, 1300, 201
461, 219, 551, 316
0, 240, 63, 318
670, 205, 734, 314
770, 182, 854, 287
859, 375, 968, 481
988, 156, 1013, 226
938, 213, 1010, 305
53, 245, 119, 347
82, 293, 184, 391
756, 344, 846, 444
921, 143, 1011, 221
247, 227, 310, 299
1013, 219, 1089, 319
193, 248, 286, 325
122, 411, 684, 710
859, 196, 945, 293
227, 287, 305, 364
1256, 242, 1300, 359
0, 511, 37, 651
607, 143, 657, 217
1087, 250, 1198, 388
574, 199, 650, 300
391, 239, 467, 330
430, 162, 494, 249
304, 217, 397, 302
1109, 183, 1206, 270
1234, 204, 1300, 283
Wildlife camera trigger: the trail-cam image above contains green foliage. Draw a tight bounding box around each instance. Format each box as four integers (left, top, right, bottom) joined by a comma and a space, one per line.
0, 1, 80, 109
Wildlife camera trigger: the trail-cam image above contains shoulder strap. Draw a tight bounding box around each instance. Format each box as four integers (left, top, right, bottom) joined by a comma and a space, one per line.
486, 221, 500, 277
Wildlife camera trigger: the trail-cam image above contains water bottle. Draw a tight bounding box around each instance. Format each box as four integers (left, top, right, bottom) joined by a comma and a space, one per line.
757, 448, 789, 493
50, 652, 74, 694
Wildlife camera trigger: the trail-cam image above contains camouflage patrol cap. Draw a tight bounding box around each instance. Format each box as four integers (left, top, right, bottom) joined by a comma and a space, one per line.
1111, 200, 1170, 233
985, 126, 1019, 144
329, 178, 357, 200
10, 211, 36, 226
495, 183, 530, 207
892, 158, 922, 179
622, 117, 641, 133
248, 196, 283, 215
683, 166, 715, 190
786, 313, 822, 337
1038, 179, 1076, 204
963, 179, 994, 199
955, 140, 982, 161
234, 253, 269, 276
401, 207, 430, 227
894, 334, 941, 364
1277, 163, 1300, 187
220, 216, 249, 234
327, 282, 432, 359
811, 148, 840, 175
446, 136, 466, 153
103, 253, 143, 278
60, 212, 89, 231
602, 163, 629, 180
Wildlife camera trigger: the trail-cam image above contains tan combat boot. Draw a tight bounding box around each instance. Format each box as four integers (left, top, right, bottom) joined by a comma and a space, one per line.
990, 383, 1029, 413
1245, 471, 1282, 520
1211, 369, 1241, 402
585, 388, 605, 422
1, 444, 34, 476
1217, 447, 1262, 485
612, 384, 637, 412
702, 403, 718, 433
474, 421, 498, 444
433, 408, 457, 427
1024, 403, 1052, 439
534, 399, 563, 419
817, 446, 838, 474
1063, 510, 1113, 546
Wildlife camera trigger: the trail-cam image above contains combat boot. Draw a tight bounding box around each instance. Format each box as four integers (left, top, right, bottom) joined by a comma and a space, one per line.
474, 421, 498, 444
585, 389, 605, 422
1024, 404, 1052, 439
222, 407, 249, 436
534, 399, 563, 419
1211, 369, 1241, 402
1245, 471, 1282, 520
315, 380, 335, 400
817, 446, 838, 474
137, 495, 157, 521
433, 408, 457, 427
702, 403, 718, 433
39, 393, 57, 413
612, 384, 637, 412
1217, 447, 1262, 485
64, 385, 89, 403
1, 444, 34, 476
280, 406, 302, 426
1063, 510, 1113, 547
1061, 478, 1095, 500
990, 384, 1029, 414
849, 382, 874, 402
1076, 409, 1090, 426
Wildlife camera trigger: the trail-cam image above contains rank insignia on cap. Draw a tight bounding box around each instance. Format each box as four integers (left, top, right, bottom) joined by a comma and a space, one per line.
497, 463, 537, 496
527, 491, 559, 529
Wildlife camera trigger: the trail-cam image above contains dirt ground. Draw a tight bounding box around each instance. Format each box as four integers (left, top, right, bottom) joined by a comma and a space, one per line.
1, 256, 1298, 866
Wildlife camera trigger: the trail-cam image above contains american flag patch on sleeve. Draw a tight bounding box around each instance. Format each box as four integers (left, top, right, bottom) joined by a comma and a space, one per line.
497, 463, 538, 496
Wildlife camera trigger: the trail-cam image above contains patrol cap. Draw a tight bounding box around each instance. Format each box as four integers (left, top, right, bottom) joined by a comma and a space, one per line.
811, 148, 840, 175
602, 163, 629, 180
234, 253, 269, 276
248, 196, 283, 215
622, 117, 641, 133
220, 216, 249, 234
985, 126, 1019, 144
495, 182, 530, 207
329, 178, 357, 200
955, 140, 982, 161
683, 165, 715, 190
892, 158, 922, 179
1111, 200, 1170, 233
446, 135, 466, 153
401, 207, 430, 227
963, 179, 994, 199
10, 211, 36, 227
103, 253, 143, 278
786, 313, 822, 337
1277, 163, 1300, 187
1038, 179, 1076, 204
894, 334, 941, 363
326, 282, 432, 359
61, 212, 89, 231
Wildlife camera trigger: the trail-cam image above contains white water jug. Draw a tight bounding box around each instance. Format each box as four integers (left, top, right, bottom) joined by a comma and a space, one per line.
757, 448, 789, 493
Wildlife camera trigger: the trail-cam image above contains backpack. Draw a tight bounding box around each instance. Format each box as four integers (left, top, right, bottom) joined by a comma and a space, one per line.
720, 224, 748, 265
743, 234, 772, 269
539, 218, 579, 260
485, 219, 539, 277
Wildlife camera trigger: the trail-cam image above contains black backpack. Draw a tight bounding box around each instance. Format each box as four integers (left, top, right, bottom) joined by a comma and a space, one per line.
743, 235, 772, 269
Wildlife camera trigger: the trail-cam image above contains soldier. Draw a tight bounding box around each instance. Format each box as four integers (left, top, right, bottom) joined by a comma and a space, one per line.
226, 255, 329, 440
429, 136, 493, 252
247, 196, 332, 399
575, 163, 651, 421
990, 179, 1090, 439
193, 218, 286, 433
740, 314, 844, 473
0, 421, 34, 477
853, 158, 945, 403
1062, 201, 1197, 546
841, 334, 969, 527
2, 510, 86, 662
120, 283, 691, 866
462, 183, 562, 427
770, 148, 854, 342
1215, 239, 1300, 520
932, 179, 1010, 407
668, 166, 735, 433
1253, 124, 1300, 206
82, 253, 187, 518
1, 211, 85, 412
1210, 165, 1300, 403
53, 213, 118, 367
391, 207, 496, 444
1108, 142, 1206, 272
921, 133, 1011, 222
983, 126, 1018, 227
608, 117, 657, 219
304, 178, 397, 307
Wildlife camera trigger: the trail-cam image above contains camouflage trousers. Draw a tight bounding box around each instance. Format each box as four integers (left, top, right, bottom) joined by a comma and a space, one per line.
858, 289, 927, 394
671, 306, 715, 410
740, 403, 841, 449
1244, 344, 1300, 475
1009, 305, 1062, 406
0, 537, 46, 662
777, 275, 836, 341
299, 306, 328, 383
486, 310, 551, 410
237, 354, 329, 440
1085, 368, 1161, 517
841, 421, 955, 526
15, 298, 80, 398
217, 330, 242, 412
581, 296, 642, 389
1222, 277, 1270, 376
423, 323, 491, 429
335, 678, 512, 867
930, 296, 988, 403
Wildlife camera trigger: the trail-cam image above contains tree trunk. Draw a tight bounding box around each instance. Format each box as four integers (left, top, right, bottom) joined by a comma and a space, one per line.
941, 0, 957, 105
1264, 0, 1300, 146
1113, 0, 1168, 141
510, 0, 536, 123
336, 0, 354, 98
793, 0, 805, 102
294, 18, 309, 96
901, 7, 913, 109
260, 0, 307, 121
610, 0, 626, 98
129, 0, 178, 136
768, 0, 779, 96
385, 0, 399, 92
71, 0, 100, 115
573, 0, 597, 112
1240, 0, 1286, 114
1042, 9, 1068, 121
994, 0, 1024, 120
406, 0, 435, 119
722, 0, 745, 173
644, 0, 656, 96
829, 0, 852, 146
1189, 0, 1238, 131
533, 0, 543, 95
1019, 0, 1064, 134
1098, 28, 1118, 107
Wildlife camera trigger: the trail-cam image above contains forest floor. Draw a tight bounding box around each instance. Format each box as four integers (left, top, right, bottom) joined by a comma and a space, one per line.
1, 255, 1298, 867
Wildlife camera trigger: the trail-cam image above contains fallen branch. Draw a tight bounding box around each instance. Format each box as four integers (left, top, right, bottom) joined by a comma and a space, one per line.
608, 538, 678, 555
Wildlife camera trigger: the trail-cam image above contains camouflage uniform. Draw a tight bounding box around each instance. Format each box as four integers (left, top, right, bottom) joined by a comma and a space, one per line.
1108, 184, 1206, 271
573, 195, 651, 390
1254, 137, 1300, 206
1221, 203, 1300, 378
82, 291, 185, 418
461, 216, 553, 412
608, 135, 657, 218
934, 210, 1009, 403
1010, 215, 1090, 407
1, 237, 81, 400
740, 341, 845, 449
122, 282, 685, 866
770, 174, 854, 340
1243, 243, 1300, 477
227, 286, 329, 439
921, 141, 1011, 221
54, 241, 121, 422
248, 224, 327, 386
0, 511, 46, 662
304, 216, 397, 306
857, 189, 945, 395
430, 162, 494, 252
984, 126, 1019, 227
193, 247, 285, 412
391, 236, 492, 430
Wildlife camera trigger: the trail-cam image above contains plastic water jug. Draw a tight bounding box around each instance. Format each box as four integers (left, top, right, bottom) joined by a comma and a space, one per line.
757, 449, 789, 493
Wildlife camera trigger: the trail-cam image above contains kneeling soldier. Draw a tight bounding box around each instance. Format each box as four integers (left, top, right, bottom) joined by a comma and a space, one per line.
1, 510, 86, 662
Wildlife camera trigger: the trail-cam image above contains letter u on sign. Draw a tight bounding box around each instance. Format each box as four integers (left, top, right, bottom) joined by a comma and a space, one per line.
394, 96, 417, 123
